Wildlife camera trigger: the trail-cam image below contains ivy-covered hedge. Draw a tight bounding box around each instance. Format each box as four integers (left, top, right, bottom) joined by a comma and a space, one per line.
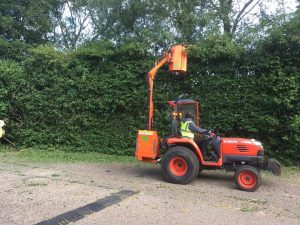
0, 15, 299, 164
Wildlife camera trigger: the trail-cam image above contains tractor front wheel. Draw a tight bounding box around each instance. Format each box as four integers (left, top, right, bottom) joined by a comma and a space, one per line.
161, 146, 199, 184
234, 165, 261, 192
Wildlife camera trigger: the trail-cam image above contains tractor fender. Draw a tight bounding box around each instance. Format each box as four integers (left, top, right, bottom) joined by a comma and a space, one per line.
166, 137, 204, 163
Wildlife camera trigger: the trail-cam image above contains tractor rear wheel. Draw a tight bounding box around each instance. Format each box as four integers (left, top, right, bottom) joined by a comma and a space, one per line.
161, 146, 199, 184
234, 165, 261, 192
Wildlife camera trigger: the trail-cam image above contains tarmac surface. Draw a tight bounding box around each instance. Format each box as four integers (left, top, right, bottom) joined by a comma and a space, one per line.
0, 159, 299, 225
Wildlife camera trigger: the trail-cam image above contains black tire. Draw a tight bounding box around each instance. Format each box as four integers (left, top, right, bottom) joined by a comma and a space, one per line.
234, 165, 261, 192
161, 146, 199, 184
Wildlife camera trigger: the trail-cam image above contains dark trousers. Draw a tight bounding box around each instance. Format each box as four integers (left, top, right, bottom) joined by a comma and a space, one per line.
194, 135, 209, 157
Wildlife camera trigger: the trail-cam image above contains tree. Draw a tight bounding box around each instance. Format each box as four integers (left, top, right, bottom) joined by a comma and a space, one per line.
208, 0, 262, 35
87, 0, 217, 51
0, 0, 59, 44
87, 0, 173, 49
85, 0, 287, 50
51, 0, 93, 50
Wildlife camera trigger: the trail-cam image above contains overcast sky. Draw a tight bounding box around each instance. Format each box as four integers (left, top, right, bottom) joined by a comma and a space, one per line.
267, 0, 297, 13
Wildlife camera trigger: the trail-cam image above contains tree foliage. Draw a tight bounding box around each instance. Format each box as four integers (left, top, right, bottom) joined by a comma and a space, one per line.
0, 0, 59, 44
65, 0, 273, 50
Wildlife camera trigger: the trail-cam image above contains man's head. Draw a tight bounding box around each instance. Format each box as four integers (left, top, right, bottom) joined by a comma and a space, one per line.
185, 112, 194, 119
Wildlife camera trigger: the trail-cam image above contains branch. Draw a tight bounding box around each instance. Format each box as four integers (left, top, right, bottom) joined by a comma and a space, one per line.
208, 0, 219, 10
86, 3, 102, 41
57, 10, 71, 50
73, 12, 90, 49
232, 0, 261, 34
66, 0, 77, 36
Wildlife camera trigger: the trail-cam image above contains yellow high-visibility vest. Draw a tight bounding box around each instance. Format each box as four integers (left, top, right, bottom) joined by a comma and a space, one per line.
180, 121, 194, 139
0, 128, 4, 138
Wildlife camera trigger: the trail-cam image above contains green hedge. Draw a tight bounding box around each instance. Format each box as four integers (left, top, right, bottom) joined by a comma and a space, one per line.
0, 15, 299, 164
1, 42, 152, 154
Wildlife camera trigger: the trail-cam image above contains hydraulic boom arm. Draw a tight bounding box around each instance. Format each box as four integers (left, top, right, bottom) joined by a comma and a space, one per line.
147, 45, 187, 130
147, 53, 170, 130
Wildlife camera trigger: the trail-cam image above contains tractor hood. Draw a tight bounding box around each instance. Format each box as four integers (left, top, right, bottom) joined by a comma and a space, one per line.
222, 138, 264, 157
222, 138, 263, 147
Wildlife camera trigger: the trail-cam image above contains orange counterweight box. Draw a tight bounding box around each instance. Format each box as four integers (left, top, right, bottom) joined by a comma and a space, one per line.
135, 130, 160, 162
169, 45, 187, 73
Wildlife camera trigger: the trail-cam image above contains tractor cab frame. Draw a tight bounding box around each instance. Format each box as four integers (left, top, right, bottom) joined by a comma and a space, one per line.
168, 98, 199, 136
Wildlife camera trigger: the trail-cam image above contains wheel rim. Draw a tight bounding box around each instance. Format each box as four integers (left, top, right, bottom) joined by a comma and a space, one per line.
238, 171, 257, 189
169, 157, 188, 176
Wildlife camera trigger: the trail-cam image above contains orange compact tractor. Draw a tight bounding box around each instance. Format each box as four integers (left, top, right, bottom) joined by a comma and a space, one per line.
135, 45, 281, 191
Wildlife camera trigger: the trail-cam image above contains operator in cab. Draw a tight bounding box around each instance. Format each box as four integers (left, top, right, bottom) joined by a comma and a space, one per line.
180, 112, 211, 160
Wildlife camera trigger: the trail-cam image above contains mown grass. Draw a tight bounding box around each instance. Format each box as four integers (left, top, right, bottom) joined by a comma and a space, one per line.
280, 165, 300, 179
0, 146, 299, 175
0, 146, 137, 164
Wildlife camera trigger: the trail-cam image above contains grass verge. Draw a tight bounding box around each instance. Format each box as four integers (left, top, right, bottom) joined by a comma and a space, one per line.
0, 146, 299, 176
0, 146, 137, 164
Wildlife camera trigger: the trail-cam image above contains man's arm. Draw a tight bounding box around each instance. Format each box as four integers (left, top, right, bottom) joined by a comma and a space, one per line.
188, 122, 208, 133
